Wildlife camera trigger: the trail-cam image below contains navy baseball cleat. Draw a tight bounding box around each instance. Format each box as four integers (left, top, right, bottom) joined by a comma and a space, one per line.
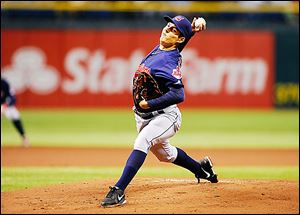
101, 186, 126, 208
195, 156, 218, 183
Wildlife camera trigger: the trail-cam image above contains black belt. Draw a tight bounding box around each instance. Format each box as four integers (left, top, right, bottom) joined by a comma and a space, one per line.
134, 109, 165, 120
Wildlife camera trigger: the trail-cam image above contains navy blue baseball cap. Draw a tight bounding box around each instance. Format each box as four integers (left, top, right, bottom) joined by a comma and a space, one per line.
164, 15, 193, 40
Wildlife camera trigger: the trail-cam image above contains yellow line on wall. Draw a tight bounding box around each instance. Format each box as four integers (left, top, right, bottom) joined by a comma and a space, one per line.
1, 1, 299, 13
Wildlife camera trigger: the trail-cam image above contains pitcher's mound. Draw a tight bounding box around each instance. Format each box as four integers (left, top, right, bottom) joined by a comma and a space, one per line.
1, 177, 298, 214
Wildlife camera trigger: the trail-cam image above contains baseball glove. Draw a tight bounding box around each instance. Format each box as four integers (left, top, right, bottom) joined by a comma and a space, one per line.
133, 71, 163, 108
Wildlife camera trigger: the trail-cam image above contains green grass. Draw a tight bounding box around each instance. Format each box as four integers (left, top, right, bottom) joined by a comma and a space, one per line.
1, 166, 298, 192
2, 109, 298, 192
1, 108, 299, 149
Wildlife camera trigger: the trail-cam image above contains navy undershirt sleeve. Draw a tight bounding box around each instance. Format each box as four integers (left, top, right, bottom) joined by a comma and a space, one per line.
147, 86, 185, 109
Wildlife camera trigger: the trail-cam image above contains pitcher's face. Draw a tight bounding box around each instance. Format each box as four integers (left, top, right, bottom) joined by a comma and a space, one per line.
160, 22, 184, 48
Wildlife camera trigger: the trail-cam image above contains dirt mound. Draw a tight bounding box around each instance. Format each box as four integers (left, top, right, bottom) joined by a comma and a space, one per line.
1, 146, 299, 214
1, 178, 299, 214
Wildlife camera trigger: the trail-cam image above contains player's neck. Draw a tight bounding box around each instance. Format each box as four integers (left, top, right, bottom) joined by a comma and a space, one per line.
159, 44, 177, 51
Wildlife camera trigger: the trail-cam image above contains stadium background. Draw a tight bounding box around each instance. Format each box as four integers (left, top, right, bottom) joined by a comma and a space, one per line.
1, 1, 299, 214
1, 1, 299, 108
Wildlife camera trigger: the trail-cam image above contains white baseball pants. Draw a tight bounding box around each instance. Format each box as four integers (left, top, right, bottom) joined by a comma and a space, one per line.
133, 105, 181, 162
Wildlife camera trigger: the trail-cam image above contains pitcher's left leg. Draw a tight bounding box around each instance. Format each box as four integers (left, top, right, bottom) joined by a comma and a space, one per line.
150, 141, 178, 162
133, 115, 178, 154
152, 144, 218, 183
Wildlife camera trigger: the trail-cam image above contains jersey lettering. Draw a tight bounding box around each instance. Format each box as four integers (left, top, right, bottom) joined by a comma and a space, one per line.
172, 66, 182, 79
134, 64, 151, 78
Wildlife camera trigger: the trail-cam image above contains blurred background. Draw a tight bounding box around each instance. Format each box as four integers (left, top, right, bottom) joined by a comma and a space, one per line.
1, 1, 299, 147
1, 1, 299, 109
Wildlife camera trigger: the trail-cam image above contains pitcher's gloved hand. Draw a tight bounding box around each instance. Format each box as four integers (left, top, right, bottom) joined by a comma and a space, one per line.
133, 71, 163, 109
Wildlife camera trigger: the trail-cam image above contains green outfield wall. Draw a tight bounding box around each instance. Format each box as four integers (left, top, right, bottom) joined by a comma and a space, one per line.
274, 28, 299, 108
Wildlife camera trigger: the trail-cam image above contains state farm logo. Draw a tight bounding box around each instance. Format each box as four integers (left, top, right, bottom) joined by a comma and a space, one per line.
182, 49, 268, 95
1, 47, 269, 96
1, 47, 60, 94
1, 47, 145, 95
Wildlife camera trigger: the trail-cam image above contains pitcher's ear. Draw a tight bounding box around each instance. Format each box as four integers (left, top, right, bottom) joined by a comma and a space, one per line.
178, 36, 185, 44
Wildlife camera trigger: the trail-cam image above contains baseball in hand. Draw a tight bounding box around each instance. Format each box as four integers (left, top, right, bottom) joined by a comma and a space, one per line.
195, 17, 206, 30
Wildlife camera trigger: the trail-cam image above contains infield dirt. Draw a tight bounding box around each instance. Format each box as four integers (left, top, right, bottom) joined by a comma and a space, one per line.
1, 147, 299, 214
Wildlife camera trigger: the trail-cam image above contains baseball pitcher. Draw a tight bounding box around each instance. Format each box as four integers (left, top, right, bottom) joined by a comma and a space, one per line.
101, 15, 217, 208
